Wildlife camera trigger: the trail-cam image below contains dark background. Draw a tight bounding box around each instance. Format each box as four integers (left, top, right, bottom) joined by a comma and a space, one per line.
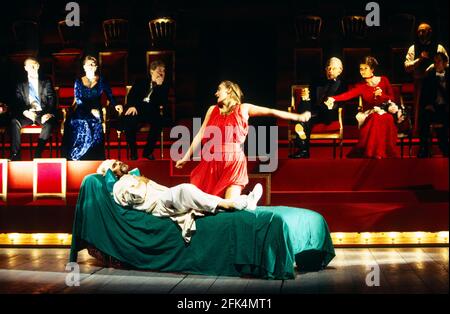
0, 0, 448, 121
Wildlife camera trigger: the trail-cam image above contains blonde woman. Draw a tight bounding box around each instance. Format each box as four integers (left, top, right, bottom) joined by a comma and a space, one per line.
176, 80, 309, 199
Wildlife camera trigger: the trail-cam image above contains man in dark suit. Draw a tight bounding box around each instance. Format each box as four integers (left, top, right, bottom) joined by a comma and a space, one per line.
417, 52, 449, 157
121, 60, 170, 160
10, 57, 56, 160
290, 57, 346, 158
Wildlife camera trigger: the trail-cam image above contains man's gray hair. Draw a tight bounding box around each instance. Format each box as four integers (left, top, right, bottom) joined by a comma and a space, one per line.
96, 159, 117, 175
326, 57, 343, 70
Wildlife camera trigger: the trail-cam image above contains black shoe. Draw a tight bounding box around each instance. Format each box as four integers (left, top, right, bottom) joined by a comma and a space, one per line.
288, 150, 310, 159
10, 153, 21, 161
143, 153, 155, 160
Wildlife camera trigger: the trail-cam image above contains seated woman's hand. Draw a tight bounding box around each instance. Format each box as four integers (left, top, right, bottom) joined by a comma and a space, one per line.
125, 107, 138, 116
373, 106, 385, 114
324, 97, 335, 110
91, 109, 101, 119
115, 104, 123, 115
374, 87, 383, 97
387, 102, 399, 114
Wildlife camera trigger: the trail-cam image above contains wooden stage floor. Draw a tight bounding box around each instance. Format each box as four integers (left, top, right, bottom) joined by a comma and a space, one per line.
0, 247, 447, 294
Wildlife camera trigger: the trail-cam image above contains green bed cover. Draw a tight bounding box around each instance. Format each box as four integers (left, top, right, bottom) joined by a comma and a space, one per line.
70, 174, 335, 279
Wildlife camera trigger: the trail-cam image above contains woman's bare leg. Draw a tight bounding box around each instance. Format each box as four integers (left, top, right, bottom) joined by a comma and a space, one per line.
224, 185, 243, 200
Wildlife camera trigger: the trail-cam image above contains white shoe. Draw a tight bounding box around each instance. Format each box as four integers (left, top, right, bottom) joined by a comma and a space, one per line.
231, 195, 248, 210
246, 183, 263, 210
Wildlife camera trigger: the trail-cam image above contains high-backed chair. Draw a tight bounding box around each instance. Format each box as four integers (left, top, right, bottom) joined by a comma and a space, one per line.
57, 20, 85, 52
52, 52, 81, 87
294, 48, 323, 84
99, 51, 128, 86
148, 17, 176, 48
290, 85, 344, 158
342, 47, 371, 84
102, 19, 129, 49
294, 15, 322, 43
341, 15, 368, 41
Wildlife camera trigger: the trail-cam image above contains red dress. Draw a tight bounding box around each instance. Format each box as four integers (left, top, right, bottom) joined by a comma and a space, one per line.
333, 76, 399, 158
190, 104, 249, 197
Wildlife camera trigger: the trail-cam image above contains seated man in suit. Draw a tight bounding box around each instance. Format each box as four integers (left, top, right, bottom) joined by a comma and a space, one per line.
417, 52, 449, 157
121, 60, 171, 160
10, 57, 57, 160
289, 57, 346, 158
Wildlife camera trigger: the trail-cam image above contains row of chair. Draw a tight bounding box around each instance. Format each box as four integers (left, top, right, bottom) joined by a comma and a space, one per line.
10, 17, 176, 53
295, 14, 417, 44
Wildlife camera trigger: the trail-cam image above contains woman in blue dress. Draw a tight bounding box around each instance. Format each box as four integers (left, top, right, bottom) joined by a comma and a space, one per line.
62, 55, 122, 160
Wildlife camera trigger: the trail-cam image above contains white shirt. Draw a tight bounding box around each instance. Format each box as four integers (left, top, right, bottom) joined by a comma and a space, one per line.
404, 44, 448, 79
28, 75, 42, 111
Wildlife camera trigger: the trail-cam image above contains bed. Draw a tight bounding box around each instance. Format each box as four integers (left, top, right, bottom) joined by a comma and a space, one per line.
70, 174, 335, 280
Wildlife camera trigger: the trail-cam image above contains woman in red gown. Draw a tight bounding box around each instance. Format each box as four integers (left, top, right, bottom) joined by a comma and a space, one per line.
326, 56, 402, 159
175, 80, 308, 199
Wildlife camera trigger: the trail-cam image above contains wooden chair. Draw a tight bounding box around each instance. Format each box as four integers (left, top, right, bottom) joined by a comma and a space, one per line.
148, 17, 176, 48
341, 16, 368, 41
102, 19, 129, 49
294, 15, 322, 43
20, 125, 54, 158
57, 20, 85, 51
290, 85, 344, 158
12, 20, 39, 53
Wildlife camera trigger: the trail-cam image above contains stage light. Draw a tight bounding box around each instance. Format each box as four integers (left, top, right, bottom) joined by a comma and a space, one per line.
415, 232, 424, 244
7, 233, 20, 244
335, 233, 344, 243
57, 233, 69, 244
361, 232, 371, 243
388, 232, 398, 244
438, 231, 449, 243
32, 233, 44, 244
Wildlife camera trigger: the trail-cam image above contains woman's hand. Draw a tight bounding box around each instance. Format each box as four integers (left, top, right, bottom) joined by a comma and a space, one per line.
373, 106, 385, 114
91, 109, 100, 119
387, 102, 399, 114
324, 97, 335, 110
297, 111, 311, 122
115, 104, 123, 115
374, 87, 383, 97
125, 107, 138, 116
175, 157, 189, 169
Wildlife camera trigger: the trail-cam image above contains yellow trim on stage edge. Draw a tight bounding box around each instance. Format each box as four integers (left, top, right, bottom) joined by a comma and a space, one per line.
0, 232, 448, 247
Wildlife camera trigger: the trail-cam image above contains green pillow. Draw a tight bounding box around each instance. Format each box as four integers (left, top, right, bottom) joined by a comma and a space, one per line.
104, 168, 141, 194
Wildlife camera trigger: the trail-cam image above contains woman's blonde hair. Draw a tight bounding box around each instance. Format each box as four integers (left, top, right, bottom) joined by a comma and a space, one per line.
220, 80, 244, 103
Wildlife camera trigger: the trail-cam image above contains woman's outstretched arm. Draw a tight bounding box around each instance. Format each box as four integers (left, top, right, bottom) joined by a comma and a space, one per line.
245, 103, 310, 122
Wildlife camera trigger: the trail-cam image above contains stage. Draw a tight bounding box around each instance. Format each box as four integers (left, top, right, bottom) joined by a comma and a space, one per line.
0, 247, 447, 294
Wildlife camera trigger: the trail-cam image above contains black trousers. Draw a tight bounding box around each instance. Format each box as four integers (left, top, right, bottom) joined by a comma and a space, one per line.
294, 108, 339, 152
418, 104, 449, 155
10, 114, 56, 155
121, 105, 171, 155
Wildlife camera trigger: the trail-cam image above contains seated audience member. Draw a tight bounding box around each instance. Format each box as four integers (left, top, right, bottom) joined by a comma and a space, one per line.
9, 57, 57, 160
326, 56, 403, 159
62, 56, 122, 160
417, 52, 449, 157
290, 57, 346, 158
96, 159, 263, 242
121, 60, 171, 160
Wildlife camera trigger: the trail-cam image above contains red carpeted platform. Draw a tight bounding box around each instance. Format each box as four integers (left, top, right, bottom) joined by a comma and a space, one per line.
0, 158, 448, 233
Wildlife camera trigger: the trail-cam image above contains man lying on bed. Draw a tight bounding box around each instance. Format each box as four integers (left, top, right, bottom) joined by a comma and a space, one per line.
96, 159, 263, 242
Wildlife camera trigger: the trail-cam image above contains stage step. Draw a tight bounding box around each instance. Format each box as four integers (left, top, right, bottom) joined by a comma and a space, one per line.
270, 190, 448, 204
